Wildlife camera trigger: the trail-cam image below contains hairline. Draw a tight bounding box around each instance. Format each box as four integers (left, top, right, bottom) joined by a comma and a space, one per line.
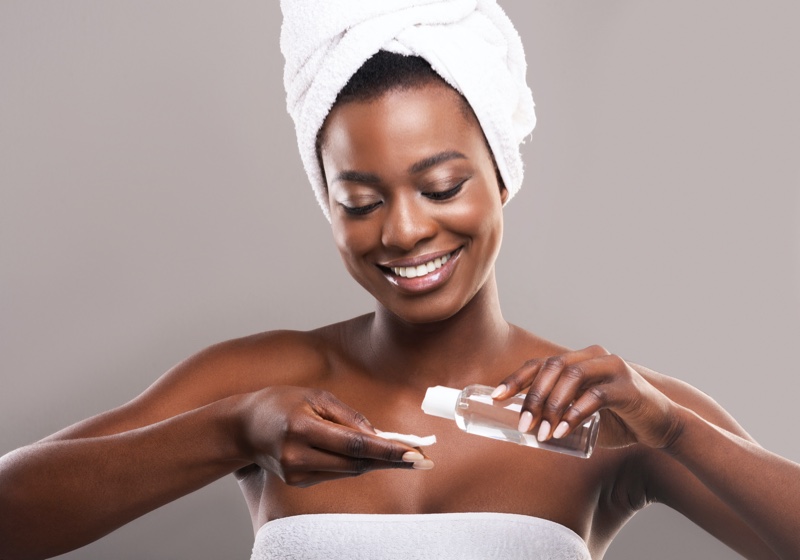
315, 80, 483, 191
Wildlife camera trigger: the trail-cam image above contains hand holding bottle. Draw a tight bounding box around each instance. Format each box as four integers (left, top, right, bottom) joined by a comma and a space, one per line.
235, 386, 433, 487
491, 345, 684, 451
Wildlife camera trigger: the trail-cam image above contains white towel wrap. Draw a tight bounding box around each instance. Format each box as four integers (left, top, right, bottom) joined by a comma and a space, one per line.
280, 0, 536, 221
250, 512, 591, 559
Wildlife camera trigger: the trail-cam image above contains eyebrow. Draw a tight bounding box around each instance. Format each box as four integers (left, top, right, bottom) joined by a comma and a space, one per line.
331, 170, 382, 185
408, 150, 467, 174
331, 150, 468, 186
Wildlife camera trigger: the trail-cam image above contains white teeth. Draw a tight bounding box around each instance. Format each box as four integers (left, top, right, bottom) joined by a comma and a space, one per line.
390, 251, 454, 279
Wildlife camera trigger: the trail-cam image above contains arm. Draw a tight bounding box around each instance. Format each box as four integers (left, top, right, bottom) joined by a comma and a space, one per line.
0, 332, 426, 560
646, 402, 800, 559
493, 346, 800, 559
0, 396, 246, 560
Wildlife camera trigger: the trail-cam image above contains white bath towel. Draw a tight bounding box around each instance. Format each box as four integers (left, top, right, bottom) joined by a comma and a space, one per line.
250, 512, 591, 559
280, 0, 536, 221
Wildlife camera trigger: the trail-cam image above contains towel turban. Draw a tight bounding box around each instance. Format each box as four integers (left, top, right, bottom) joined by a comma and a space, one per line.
280, 0, 536, 221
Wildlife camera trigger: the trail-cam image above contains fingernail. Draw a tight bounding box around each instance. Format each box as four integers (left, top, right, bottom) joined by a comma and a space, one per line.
490, 384, 507, 399
553, 421, 569, 439
518, 411, 534, 432
402, 451, 424, 462
537, 420, 551, 442
413, 459, 435, 470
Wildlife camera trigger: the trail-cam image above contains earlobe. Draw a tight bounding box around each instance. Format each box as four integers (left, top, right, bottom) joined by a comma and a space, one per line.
500, 185, 509, 204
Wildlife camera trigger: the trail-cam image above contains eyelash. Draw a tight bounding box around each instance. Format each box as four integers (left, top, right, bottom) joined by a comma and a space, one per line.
342, 201, 381, 216
341, 179, 468, 216
424, 179, 467, 201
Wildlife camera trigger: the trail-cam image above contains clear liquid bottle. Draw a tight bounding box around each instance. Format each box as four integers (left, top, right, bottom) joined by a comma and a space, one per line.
421, 384, 600, 458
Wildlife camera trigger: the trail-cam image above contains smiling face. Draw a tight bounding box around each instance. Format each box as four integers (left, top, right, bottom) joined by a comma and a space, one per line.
320, 82, 508, 324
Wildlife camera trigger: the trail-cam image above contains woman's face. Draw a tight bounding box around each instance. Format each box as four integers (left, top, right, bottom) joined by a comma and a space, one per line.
321, 82, 507, 324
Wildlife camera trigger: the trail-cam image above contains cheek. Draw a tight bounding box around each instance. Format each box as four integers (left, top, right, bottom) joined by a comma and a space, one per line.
449, 183, 504, 246
332, 220, 376, 270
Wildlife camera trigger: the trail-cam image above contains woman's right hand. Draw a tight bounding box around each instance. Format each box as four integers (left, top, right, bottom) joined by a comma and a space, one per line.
235, 386, 432, 487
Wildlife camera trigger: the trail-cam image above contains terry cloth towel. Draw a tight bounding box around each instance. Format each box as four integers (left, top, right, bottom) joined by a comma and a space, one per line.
250, 512, 591, 560
280, 0, 537, 221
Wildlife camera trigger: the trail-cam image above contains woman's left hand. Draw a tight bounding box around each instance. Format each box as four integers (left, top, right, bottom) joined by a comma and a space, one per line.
492, 345, 683, 450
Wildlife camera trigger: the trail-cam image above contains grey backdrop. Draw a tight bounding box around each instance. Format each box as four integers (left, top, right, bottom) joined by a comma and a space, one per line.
2, 1, 798, 558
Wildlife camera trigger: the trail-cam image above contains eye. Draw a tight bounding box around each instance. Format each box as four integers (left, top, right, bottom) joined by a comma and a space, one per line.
424, 178, 468, 201
340, 201, 382, 216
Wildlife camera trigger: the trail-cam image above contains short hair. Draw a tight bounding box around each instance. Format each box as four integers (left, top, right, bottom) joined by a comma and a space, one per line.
315, 51, 478, 185
335, 51, 454, 105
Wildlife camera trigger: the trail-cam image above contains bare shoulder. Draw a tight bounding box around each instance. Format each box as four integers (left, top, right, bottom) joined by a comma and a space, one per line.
139, 328, 334, 404
631, 362, 755, 442
45, 325, 347, 441
506, 324, 571, 361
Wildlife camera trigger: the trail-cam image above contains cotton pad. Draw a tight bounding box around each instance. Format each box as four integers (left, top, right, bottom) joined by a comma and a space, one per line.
374, 429, 436, 447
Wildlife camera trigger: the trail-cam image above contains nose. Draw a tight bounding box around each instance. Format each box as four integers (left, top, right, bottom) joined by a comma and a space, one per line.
381, 194, 437, 252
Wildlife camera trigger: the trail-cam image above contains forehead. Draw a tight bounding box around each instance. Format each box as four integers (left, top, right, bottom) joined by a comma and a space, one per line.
321, 84, 487, 180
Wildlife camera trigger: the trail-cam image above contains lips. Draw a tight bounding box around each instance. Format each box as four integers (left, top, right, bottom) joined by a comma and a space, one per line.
377, 248, 462, 293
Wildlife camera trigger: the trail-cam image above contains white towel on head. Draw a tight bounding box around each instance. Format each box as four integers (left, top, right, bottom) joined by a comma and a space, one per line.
280, 0, 536, 221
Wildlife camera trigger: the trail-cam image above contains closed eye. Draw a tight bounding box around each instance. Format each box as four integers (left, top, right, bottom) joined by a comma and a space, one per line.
340, 201, 382, 216
424, 178, 468, 201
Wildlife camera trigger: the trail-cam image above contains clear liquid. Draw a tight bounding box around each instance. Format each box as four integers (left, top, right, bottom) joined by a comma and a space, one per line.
454, 385, 600, 458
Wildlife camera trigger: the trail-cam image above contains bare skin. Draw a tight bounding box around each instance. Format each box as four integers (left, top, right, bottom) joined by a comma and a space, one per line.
1, 82, 798, 560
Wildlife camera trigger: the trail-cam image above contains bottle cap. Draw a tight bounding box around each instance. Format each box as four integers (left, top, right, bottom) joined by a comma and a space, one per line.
421, 386, 460, 420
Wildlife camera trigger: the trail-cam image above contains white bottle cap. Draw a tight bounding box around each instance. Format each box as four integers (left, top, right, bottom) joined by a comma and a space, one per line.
421, 386, 460, 420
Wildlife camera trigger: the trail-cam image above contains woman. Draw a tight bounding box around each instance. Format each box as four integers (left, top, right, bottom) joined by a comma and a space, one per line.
1, 1, 798, 559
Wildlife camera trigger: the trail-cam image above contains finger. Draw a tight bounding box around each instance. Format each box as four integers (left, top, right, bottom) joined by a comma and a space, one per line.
290, 447, 428, 475
285, 458, 434, 488
305, 420, 419, 463
519, 346, 608, 433
311, 391, 377, 434
492, 359, 544, 399
549, 388, 605, 441
537, 355, 617, 440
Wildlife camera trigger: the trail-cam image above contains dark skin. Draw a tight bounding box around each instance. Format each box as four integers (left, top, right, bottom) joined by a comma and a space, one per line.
1, 81, 798, 560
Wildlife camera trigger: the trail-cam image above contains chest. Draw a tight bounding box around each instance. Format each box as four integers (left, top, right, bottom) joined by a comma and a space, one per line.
254, 377, 611, 538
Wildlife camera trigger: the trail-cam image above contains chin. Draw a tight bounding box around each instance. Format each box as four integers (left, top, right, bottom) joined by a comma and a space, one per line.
376, 290, 476, 325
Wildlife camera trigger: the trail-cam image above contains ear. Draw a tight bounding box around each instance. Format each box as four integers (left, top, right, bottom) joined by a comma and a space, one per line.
496, 167, 509, 204
499, 183, 509, 204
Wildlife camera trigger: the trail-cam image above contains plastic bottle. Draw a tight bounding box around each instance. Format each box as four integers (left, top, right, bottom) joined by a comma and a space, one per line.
421, 384, 600, 458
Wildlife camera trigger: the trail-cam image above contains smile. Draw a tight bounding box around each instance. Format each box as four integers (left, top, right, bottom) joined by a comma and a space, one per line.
377, 248, 462, 294
390, 252, 454, 279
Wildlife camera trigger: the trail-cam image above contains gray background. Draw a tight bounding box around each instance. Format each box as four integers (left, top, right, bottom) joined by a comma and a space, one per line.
1, 1, 798, 558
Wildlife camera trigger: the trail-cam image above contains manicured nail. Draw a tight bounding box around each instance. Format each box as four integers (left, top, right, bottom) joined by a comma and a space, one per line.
491, 384, 507, 399
402, 451, 424, 462
537, 420, 551, 442
413, 459, 435, 470
518, 411, 534, 432
553, 421, 570, 439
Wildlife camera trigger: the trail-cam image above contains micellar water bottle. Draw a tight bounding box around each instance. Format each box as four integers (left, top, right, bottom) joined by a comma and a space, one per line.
421, 384, 600, 458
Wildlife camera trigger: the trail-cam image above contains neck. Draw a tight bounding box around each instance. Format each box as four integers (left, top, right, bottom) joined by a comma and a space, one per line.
365, 271, 510, 389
